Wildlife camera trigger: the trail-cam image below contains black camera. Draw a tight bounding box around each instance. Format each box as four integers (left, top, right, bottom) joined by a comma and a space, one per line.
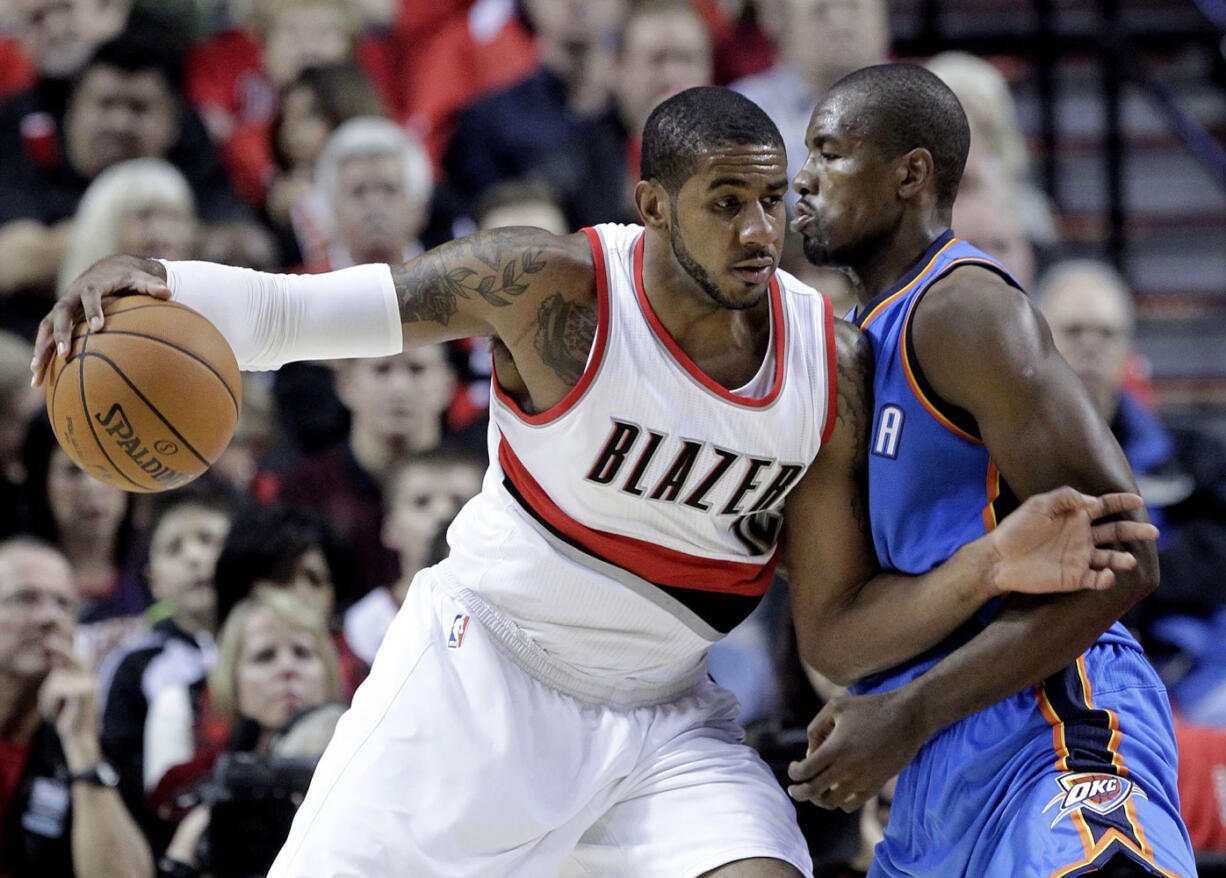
195, 752, 318, 878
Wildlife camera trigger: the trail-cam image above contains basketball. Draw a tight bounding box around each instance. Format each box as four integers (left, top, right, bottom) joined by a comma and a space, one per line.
44, 297, 242, 493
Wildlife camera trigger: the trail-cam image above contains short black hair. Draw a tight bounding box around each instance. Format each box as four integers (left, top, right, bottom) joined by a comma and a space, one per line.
212, 503, 356, 625
828, 63, 971, 210
640, 86, 784, 195
80, 19, 183, 91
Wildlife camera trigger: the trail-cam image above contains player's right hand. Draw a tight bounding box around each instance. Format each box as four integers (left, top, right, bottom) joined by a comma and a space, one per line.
31, 254, 171, 388
988, 487, 1158, 596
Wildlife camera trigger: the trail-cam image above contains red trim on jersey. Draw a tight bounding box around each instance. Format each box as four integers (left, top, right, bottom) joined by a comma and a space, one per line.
820, 298, 838, 444
498, 438, 777, 596
491, 227, 611, 425
632, 235, 785, 407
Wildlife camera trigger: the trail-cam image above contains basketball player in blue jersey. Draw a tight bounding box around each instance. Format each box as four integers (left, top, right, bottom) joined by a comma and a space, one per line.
786, 64, 1196, 877
34, 86, 1161, 878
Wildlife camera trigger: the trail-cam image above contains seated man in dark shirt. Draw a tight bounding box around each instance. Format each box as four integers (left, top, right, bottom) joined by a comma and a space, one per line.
0, 536, 153, 878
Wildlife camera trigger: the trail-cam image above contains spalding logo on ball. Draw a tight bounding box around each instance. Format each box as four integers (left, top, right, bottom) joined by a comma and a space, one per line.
44, 297, 242, 493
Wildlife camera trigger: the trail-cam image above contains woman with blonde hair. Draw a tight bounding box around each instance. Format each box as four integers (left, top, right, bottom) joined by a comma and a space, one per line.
56, 157, 196, 295
158, 588, 343, 875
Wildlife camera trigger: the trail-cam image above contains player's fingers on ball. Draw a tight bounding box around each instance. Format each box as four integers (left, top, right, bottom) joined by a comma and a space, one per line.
51, 301, 76, 353
128, 271, 171, 298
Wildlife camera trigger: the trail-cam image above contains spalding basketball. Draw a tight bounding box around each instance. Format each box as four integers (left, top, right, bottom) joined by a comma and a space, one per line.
44, 297, 242, 493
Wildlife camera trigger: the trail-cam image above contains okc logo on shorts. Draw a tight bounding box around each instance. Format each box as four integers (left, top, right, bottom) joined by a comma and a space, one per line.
1042, 771, 1147, 828
448, 614, 470, 649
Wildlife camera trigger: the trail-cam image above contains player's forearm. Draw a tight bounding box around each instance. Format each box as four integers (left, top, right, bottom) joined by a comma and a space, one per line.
158, 259, 403, 370
897, 566, 1155, 739
800, 538, 997, 685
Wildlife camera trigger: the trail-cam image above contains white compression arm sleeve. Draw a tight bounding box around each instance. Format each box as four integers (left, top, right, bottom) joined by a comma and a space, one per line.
156, 260, 403, 371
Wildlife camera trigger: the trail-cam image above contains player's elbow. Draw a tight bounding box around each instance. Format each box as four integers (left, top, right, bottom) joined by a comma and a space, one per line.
795, 632, 862, 688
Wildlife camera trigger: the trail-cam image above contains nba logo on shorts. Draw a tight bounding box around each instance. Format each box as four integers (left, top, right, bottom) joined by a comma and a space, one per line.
448, 614, 470, 649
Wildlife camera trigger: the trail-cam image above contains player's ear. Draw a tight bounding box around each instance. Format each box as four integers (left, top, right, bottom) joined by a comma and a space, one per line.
896, 148, 934, 200
635, 180, 669, 231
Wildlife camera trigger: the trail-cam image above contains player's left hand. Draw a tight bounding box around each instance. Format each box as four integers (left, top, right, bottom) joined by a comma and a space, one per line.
786, 688, 925, 812
988, 487, 1158, 596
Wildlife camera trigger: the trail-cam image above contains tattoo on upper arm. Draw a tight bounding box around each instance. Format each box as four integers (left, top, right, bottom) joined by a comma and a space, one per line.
838, 330, 874, 536
535, 293, 597, 386
392, 230, 548, 326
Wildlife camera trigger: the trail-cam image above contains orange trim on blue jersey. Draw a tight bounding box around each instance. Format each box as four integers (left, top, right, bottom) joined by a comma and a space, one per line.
497, 438, 778, 596
855, 237, 960, 330
1036, 683, 1071, 771
1045, 828, 1184, 878
492, 226, 612, 425
896, 255, 1010, 445
820, 299, 837, 444
982, 459, 1001, 533
631, 235, 787, 408
1075, 655, 1128, 777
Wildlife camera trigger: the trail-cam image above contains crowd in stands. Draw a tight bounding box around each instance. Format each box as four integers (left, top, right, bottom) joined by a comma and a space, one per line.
1, 0, 1223, 875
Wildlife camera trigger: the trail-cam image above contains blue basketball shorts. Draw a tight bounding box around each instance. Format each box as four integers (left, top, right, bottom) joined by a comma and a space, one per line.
869, 642, 1197, 877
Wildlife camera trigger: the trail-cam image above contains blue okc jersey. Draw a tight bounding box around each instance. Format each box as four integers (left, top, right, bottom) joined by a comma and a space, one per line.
849, 231, 1195, 877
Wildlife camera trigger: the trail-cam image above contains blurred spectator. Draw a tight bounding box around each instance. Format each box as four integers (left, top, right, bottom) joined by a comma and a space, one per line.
184, 0, 397, 169
0, 331, 42, 534
142, 503, 357, 803
343, 448, 484, 665
732, 0, 889, 195
194, 219, 281, 273
0, 536, 154, 878
951, 158, 1037, 289
0, 0, 130, 102
474, 177, 569, 235
278, 346, 462, 594
400, 0, 537, 170
95, 481, 236, 845
924, 51, 1056, 247
0, 24, 247, 323
157, 589, 340, 878
312, 115, 432, 269
441, 0, 629, 228
20, 414, 146, 669
259, 64, 385, 258
266, 117, 435, 466
1173, 720, 1226, 858
535, 0, 714, 226
1036, 261, 1226, 723
211, 376, 281, 502
55, 157, 196, 295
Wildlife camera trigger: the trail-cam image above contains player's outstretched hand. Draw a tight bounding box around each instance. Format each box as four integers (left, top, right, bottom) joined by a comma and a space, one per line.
787, 689, 917, 813
987, 487, 1157, 597
31, 254, 170, 388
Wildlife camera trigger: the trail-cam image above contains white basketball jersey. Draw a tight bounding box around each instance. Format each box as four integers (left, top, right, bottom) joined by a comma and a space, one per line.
436, 223, 836, 702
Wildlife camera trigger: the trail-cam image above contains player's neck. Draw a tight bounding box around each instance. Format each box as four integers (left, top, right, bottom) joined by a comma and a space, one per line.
851, 220, 951, 305
641, 249, 769, 388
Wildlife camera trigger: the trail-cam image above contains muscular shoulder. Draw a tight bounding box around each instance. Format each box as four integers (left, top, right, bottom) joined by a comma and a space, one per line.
912, 265, 1043, 371
911, 264, 1056, 412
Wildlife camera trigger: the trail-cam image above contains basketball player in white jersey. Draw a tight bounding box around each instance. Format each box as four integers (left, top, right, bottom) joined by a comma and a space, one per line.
34, 87, 1155, 877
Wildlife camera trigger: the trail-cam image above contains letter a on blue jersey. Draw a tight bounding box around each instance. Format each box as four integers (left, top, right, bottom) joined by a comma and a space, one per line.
873, 405, 905, 459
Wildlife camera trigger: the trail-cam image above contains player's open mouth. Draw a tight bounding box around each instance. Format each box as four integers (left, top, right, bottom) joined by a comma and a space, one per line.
732, 261, 774, 284
791, 203, 815, 233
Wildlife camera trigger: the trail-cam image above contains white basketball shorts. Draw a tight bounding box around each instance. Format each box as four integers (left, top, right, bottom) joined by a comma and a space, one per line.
267, 569, 812, 877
